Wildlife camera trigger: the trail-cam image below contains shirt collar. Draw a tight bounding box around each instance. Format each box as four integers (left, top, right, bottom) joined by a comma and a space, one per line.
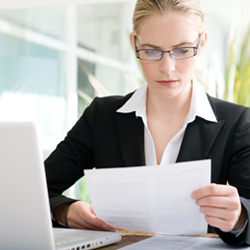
116, 77, 217, 123
116, 81, 147, 118
185, 77, 217, 123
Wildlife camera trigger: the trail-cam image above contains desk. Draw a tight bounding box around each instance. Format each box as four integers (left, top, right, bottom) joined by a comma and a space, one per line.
99, 229, 218, 250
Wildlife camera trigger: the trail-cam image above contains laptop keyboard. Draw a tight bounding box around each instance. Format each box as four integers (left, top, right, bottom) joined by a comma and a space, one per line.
54, 235, 86, 246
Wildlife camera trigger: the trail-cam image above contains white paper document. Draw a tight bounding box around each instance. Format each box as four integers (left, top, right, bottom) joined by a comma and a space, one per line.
84, 160, 211, 235
118, 236, 250, 250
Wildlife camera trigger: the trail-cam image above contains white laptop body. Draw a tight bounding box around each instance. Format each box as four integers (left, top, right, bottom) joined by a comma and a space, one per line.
0, 122, 121, 250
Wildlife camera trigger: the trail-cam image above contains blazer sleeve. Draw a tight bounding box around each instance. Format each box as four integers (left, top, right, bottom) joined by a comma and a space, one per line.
213, 107, 250, 245
44, 98, 98, 212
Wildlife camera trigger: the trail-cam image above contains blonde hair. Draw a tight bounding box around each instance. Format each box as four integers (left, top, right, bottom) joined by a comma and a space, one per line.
132, 0, 205, 85
133, 0, 204, 35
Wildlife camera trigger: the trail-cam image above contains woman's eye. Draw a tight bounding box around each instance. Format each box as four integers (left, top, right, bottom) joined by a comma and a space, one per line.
175, 48, 189, 54
145, 50, 158, 55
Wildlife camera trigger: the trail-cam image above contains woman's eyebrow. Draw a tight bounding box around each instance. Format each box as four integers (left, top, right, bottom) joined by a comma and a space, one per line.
173, 41, 195, 47
140, 43, 161, 49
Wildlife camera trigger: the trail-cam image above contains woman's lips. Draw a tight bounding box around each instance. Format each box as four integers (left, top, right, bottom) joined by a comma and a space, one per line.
156, 80, 178, 86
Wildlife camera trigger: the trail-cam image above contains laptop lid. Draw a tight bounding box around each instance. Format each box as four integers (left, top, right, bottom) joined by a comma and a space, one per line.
0, 122, 55, 250
0, 122, 121, 250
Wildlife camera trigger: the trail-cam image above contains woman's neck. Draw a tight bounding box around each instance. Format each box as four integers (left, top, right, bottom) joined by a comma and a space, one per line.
146, 83, 193, 122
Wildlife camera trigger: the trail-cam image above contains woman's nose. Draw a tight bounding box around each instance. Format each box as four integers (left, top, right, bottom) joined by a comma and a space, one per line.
158, 52, 175, 74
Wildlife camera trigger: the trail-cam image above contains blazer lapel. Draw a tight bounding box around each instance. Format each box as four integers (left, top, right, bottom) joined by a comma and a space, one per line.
115, 112, 145, 166
177, 117, 225, 162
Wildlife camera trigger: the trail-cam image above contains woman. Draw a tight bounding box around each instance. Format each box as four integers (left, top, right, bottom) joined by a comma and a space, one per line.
45, 0, 250, 245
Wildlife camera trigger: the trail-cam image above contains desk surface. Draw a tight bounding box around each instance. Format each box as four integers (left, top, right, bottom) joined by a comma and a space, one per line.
99, 229, 218, 250
100, 235, 150, 250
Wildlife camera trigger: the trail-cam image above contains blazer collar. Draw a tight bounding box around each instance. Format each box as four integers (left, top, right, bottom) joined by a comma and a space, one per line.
177, 117, 225, 162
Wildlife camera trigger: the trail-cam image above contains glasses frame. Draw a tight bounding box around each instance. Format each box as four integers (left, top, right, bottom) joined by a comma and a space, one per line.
133, 33, 202, 61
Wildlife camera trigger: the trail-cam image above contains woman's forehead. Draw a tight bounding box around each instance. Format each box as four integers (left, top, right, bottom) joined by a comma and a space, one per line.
137, 12, 199, 46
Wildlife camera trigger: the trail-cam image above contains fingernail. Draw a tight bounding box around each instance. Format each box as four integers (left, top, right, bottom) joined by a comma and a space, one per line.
110, 227, 116, 232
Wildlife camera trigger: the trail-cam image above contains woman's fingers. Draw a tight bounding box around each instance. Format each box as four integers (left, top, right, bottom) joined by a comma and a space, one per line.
196, 196, 240, 211
67, 201, 115, 232
191, 184, 243, 232
204, 215, 237, 232
199, 206, 239, 221
68, 218, 112, 231
192, 183, 238, 200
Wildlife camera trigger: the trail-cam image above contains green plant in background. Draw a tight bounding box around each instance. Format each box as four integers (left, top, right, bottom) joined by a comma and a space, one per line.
224, 42, 235, 101
224, 23, 250, 106
234, 24, 250, 106
224, 23, 250, 187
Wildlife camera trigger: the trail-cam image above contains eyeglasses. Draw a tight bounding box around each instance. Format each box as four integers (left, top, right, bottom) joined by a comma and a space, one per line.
134, 34, 202, 61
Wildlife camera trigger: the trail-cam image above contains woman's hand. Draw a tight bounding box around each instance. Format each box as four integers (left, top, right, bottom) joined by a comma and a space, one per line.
53, 201, 116, 232
191, 183, 248, 232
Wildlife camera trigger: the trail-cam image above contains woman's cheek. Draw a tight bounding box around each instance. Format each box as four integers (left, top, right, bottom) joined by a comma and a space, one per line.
177, 58, 197, 77
140, 61, 156, 82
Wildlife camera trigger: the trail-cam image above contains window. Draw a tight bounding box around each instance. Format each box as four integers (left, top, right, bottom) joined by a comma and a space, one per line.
0, 2, 142, 200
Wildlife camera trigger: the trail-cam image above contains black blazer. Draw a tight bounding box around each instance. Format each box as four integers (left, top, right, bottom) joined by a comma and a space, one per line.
45, 92, 250, 246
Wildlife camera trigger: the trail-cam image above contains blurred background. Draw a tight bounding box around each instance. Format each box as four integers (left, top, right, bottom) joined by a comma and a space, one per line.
0, 0, 249, 200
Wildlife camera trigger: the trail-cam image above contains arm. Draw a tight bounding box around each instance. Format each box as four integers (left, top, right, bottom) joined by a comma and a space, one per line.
45, 98, 114, 231
45, 102, 95, 212
192, 107, 250, 245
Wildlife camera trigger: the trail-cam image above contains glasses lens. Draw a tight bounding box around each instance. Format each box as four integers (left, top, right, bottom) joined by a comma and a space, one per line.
138, 49, 162, 60
171, 48, 195, 59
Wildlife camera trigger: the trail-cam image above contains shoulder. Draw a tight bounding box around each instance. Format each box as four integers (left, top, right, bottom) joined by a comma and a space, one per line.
81, 91, 135, 122
92, 92, 134, 111
207, 95, 250, 121
71, 91, 136, 137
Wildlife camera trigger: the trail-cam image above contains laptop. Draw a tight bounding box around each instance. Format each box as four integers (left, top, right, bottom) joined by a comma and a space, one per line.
0, 122, 122, 250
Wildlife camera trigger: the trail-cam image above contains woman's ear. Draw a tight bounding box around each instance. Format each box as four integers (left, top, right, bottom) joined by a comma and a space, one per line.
130, 32, 136, 51
198, 31, 207, 56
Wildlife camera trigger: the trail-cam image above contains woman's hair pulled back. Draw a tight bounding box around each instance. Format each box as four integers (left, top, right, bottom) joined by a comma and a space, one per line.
133, 0, 204, 35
